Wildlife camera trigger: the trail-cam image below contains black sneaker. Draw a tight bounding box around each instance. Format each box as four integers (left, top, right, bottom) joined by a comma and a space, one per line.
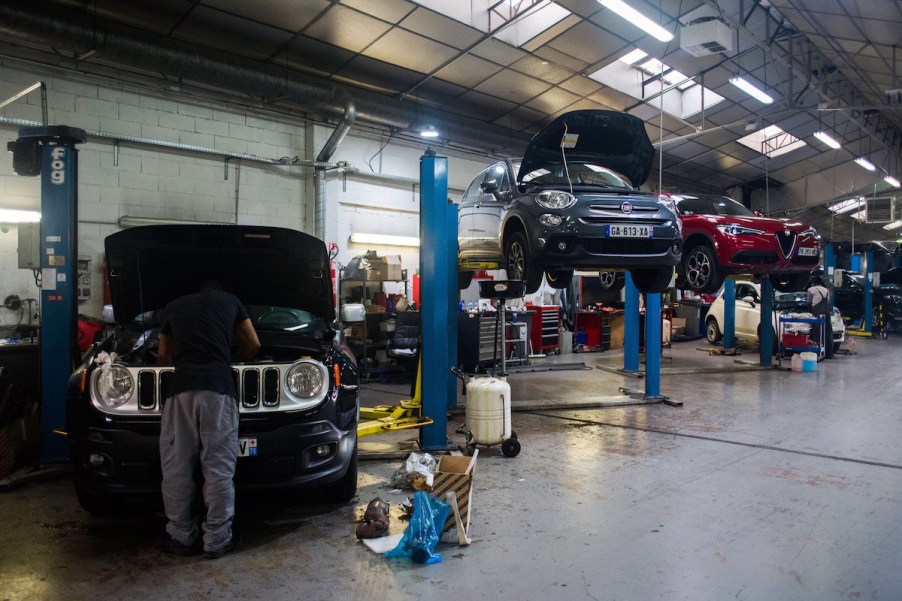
156, 533, 199, 557
204, 533, 242, 559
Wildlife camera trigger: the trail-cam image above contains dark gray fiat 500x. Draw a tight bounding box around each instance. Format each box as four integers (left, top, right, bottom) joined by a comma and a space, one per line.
458, 109, 682, 294
67, 225, 359, 515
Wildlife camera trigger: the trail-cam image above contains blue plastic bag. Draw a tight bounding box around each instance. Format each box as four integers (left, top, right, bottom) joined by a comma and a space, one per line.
385, 490, 451, 565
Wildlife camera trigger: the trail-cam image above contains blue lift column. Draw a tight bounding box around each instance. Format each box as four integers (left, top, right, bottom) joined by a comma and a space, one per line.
722, 279, 736, 350
618, 272, 680, 406
10, 126, 87, 461
864, 250, 874, 334
824, 243, 837, 308
643, 292, 662, 399
759, 276, 774, 366
622, 272, 640, 372
418, 152, 454, 451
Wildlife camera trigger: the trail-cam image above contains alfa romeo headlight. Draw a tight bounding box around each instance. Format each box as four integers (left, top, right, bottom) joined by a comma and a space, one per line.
286, 361, 327, 400
801, 226, 818, 238
536, 190, 576, 209
716, 224, 765, 236
96, 365, 134, 408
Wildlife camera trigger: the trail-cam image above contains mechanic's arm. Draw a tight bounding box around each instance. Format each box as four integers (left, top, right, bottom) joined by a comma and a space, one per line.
234, 318, 261, 362
158, 333, 175, 365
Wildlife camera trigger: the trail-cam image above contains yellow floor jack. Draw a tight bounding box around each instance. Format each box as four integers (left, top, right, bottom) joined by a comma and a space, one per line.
357, 358, 433, 438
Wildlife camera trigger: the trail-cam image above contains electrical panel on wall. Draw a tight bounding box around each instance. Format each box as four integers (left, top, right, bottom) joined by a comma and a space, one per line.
77, 255, 91, 302
17, 222, 40, 269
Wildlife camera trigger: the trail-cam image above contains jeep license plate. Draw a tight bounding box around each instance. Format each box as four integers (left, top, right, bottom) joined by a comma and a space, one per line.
238, 438, 258, 457
797, 246, 817, 256
607, 224, 653, 238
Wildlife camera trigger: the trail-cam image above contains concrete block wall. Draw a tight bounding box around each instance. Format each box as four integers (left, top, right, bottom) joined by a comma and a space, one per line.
1, 63, 508, 322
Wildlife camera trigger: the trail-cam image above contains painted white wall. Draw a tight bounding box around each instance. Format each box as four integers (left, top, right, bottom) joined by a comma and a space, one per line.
0, 64, 502, 321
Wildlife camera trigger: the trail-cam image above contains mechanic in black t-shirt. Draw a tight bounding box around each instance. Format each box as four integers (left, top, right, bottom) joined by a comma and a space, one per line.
155, 281, 260, 559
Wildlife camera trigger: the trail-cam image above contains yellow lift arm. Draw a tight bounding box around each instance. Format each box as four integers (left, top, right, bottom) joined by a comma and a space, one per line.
357, 357, 433, 438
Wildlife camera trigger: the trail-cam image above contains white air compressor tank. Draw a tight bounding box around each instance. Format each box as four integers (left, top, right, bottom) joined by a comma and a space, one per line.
464, 376, 519, 456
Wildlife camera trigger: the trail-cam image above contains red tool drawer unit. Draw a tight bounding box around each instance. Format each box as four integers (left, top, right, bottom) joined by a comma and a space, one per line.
530, 305, 561, 354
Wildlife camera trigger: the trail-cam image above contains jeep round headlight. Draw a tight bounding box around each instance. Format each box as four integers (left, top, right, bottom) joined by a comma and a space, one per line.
286, 361, 327, 399
536, 190, 577, 209
96, 365, 134, 408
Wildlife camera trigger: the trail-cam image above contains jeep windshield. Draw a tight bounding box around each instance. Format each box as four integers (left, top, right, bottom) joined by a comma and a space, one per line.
518, 161, 635, 191
248, 305, 330, 334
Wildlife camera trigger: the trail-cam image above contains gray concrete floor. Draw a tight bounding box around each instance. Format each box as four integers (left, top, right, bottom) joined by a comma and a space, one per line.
3, 336, 902, 600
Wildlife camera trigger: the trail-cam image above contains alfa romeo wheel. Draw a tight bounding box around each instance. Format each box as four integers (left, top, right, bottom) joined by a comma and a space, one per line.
598, 271, 625, 291
683, 245, 722, 293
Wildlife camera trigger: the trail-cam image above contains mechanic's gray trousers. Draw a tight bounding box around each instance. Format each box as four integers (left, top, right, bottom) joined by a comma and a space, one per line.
160, 390, 239, 552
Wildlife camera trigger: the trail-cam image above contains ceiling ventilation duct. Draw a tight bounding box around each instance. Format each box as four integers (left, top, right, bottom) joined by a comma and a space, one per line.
680, 17, 733, 57
865, 196, 894, 223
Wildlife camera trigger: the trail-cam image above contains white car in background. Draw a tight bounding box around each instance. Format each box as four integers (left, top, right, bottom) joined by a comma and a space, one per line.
705, 281, 845, 353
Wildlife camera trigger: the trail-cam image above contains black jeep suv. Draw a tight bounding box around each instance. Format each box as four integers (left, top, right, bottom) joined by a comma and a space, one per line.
67, 225, 359, 515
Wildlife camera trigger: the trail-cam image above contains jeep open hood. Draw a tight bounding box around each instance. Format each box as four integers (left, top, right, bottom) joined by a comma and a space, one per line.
517, 110, 655, 187
105, 225, 334, 325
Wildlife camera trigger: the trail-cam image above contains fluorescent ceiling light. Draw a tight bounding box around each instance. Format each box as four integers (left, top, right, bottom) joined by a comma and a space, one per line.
420, 125, 439, 139
813, 131, 841, 149
884, 175, 901, 187
883, 220, 902, 230
854, 157, 876, 171
599, 0, 674, 43
619, 48, 649, 65
827, 197, 865, 214
0, 209, 40, 223
349, 233, 420, 247
729, 76, 774, 104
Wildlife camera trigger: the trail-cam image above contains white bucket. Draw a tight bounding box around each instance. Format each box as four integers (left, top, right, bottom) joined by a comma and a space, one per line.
466, 376, 511, 446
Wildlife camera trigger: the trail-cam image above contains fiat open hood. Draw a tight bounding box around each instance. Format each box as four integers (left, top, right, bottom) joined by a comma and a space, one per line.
517, 110, 655, 187
105, 225, 334, 325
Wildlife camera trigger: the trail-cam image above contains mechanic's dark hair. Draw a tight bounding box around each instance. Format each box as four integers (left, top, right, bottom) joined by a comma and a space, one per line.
201, 280, 224, 292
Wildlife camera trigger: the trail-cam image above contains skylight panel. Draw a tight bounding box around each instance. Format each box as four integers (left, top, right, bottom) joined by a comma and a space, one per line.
737, 125, 807, 158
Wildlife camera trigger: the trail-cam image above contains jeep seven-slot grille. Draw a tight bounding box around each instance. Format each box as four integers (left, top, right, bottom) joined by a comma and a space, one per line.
135, 366, 281, 411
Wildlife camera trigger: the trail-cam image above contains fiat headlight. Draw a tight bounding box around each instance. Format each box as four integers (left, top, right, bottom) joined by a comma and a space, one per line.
536, 190, 576, 209
96, 365, 134, 408
716, 224, 765, 236
285, 361, 327, 400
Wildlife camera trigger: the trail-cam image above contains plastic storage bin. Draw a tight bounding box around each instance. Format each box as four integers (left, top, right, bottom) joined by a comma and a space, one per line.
800, 351, 817, 371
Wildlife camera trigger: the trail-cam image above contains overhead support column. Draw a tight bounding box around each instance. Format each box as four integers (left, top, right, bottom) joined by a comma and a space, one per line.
418, 152, 454, 451
759, 277, 774, 366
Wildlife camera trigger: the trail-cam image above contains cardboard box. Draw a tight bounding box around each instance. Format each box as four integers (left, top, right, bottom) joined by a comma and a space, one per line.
348, 323, 366, 338
384, 254, 402, 280
0, 415, 40, 480
671, 317, 686, 330
428, 451, 478, 545
365, 304, 386, 314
